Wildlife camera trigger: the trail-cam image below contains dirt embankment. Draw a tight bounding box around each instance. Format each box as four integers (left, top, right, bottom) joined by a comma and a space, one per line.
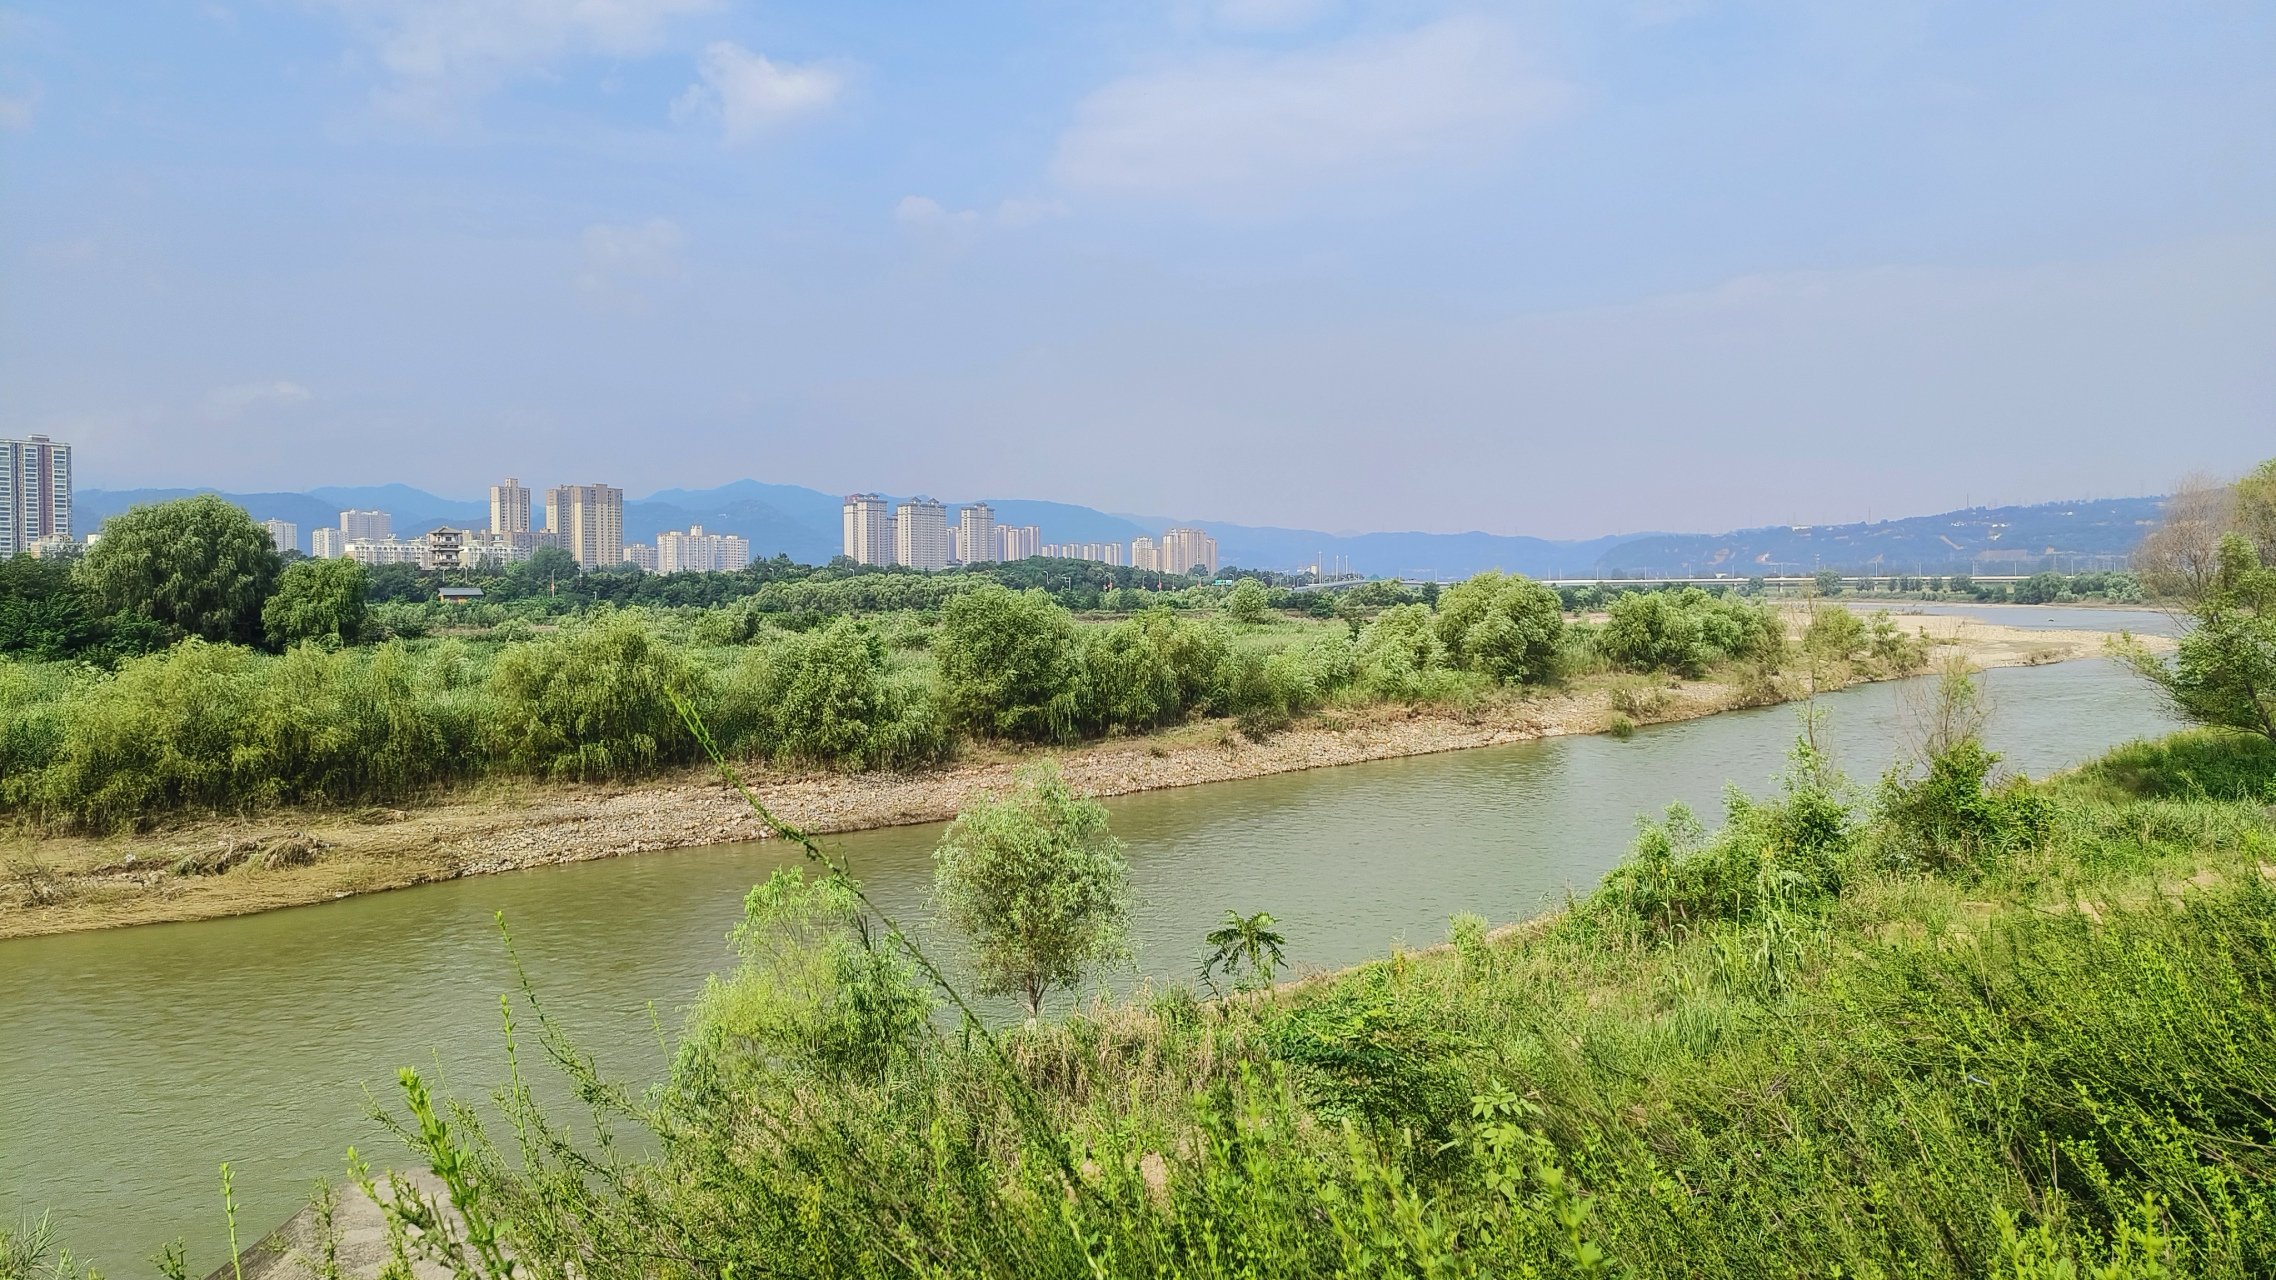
0, 615, 2162, 940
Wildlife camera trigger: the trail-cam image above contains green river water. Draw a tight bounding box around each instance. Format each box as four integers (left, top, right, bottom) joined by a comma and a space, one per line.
0, 654, 2176, 1271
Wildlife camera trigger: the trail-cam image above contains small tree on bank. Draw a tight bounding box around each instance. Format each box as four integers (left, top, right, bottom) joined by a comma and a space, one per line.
932, 759, 1131, 1018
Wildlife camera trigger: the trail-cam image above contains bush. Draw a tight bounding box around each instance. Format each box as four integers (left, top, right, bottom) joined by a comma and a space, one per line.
679, 868, 931, 1089
749, 618, 944, 770
484, 615, 704, 779
1433, 571, 1564, 684
1224, 578, 1271, 624
1600, 588, 1783, 676
1875, 738, 2052, 871
2070, 729, 2276, 802
262, 557, 370, 649
1803, 605, 1866, 662
936, 586, 1081, 741
1354, 604, 1450, 699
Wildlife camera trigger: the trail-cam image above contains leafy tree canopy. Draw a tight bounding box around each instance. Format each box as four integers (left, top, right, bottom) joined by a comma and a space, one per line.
932, 759, 1131, 1017
263, 557, 369, 649
78, 495, 280, 646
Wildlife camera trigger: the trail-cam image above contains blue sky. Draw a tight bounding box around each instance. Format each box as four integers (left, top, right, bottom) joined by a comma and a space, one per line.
1, 1, 2270, 537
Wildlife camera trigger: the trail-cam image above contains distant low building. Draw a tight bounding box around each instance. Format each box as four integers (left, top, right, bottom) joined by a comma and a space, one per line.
438, 586, 484, 603
343, 538, 425, 567
424, 527, 471, 571
657, 525, 750, 573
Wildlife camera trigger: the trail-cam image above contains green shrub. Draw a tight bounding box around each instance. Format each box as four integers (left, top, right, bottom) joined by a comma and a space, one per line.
1433, 571, 1564, 684
262, 557, 369, 648
1803, 604, 1866, 662
1224, 578, 1271, 624
749, 618, 944, 770
484, 615, 704, 779
1354, 604, 1449, 699
1874, 738, 2052, 871
936, 586, 1082, 741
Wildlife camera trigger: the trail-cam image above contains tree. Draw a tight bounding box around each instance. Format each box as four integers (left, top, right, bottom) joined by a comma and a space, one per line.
2119, 533, 2276, 742
757, 617, 941, 768
1224, 577, 1270, 624
1432, 570, 1565, 684
77, 495, 281, 646
1812, 568, 1842, 597
934, 585, 1081, 741
2134, 474, 2234, 602
932, 759, 1131, 1018
262, 557, 369, 649
1202, 910, 1287, 994
2237, 457, 2276, 565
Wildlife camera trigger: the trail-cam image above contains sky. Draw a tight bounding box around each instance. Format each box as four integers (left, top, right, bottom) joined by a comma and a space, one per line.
1, 1, 2271, 539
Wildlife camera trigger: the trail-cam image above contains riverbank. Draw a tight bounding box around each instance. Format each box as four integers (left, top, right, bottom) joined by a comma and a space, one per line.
0, 614, 2160, 939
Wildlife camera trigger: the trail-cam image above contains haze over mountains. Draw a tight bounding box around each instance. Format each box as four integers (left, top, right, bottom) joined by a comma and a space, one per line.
75, 482, 2165, 580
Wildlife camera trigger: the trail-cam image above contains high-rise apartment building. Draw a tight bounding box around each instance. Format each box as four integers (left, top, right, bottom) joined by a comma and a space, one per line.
264, 520, 298, 554
1129, 536, 1159, 571
895, 498, 950, 571
623, 543, 659, 572
341, 509, 392, 541
311, 528, 345, 558
842, 494, 895, 566
998, 525, 1041, 561
657, 525, 752, 573
545, 484, 624, 569
490, 478, 532, 534
1158, 528, 1218, 576
957, 503, 996, 565
0, 435, 72, 558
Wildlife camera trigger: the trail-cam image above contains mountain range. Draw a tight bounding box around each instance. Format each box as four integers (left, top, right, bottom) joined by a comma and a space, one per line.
73, 482, 2166, 580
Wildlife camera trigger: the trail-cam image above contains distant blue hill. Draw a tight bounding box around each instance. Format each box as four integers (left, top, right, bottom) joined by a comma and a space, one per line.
75, 482, 2168, 577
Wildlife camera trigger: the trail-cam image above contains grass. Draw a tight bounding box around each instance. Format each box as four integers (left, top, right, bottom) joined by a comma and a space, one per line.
261, 717, 2276, 1280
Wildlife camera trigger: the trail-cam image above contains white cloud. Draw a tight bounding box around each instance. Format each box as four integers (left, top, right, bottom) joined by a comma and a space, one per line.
204, 381, 314, 421
894, 196, 975, 228
672, 41, 842, 142
1053, 16, 1566, 214
316, 0, 716, 116
576, 217, 684, 311
894, 195, 1067, 236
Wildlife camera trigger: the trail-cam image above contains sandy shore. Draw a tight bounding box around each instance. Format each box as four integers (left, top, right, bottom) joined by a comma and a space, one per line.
0, 614, 2160, 939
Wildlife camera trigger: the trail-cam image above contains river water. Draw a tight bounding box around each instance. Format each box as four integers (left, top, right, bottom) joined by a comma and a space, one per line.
0, 656, 2178, 1271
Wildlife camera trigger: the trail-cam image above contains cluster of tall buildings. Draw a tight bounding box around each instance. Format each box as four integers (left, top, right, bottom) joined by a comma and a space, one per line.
842, 495, 1042, 571
291, 479, 748, 574
843, 494, 1217, 576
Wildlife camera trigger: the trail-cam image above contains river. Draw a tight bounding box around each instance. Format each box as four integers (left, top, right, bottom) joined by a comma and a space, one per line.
0, 656, 2177, 1272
